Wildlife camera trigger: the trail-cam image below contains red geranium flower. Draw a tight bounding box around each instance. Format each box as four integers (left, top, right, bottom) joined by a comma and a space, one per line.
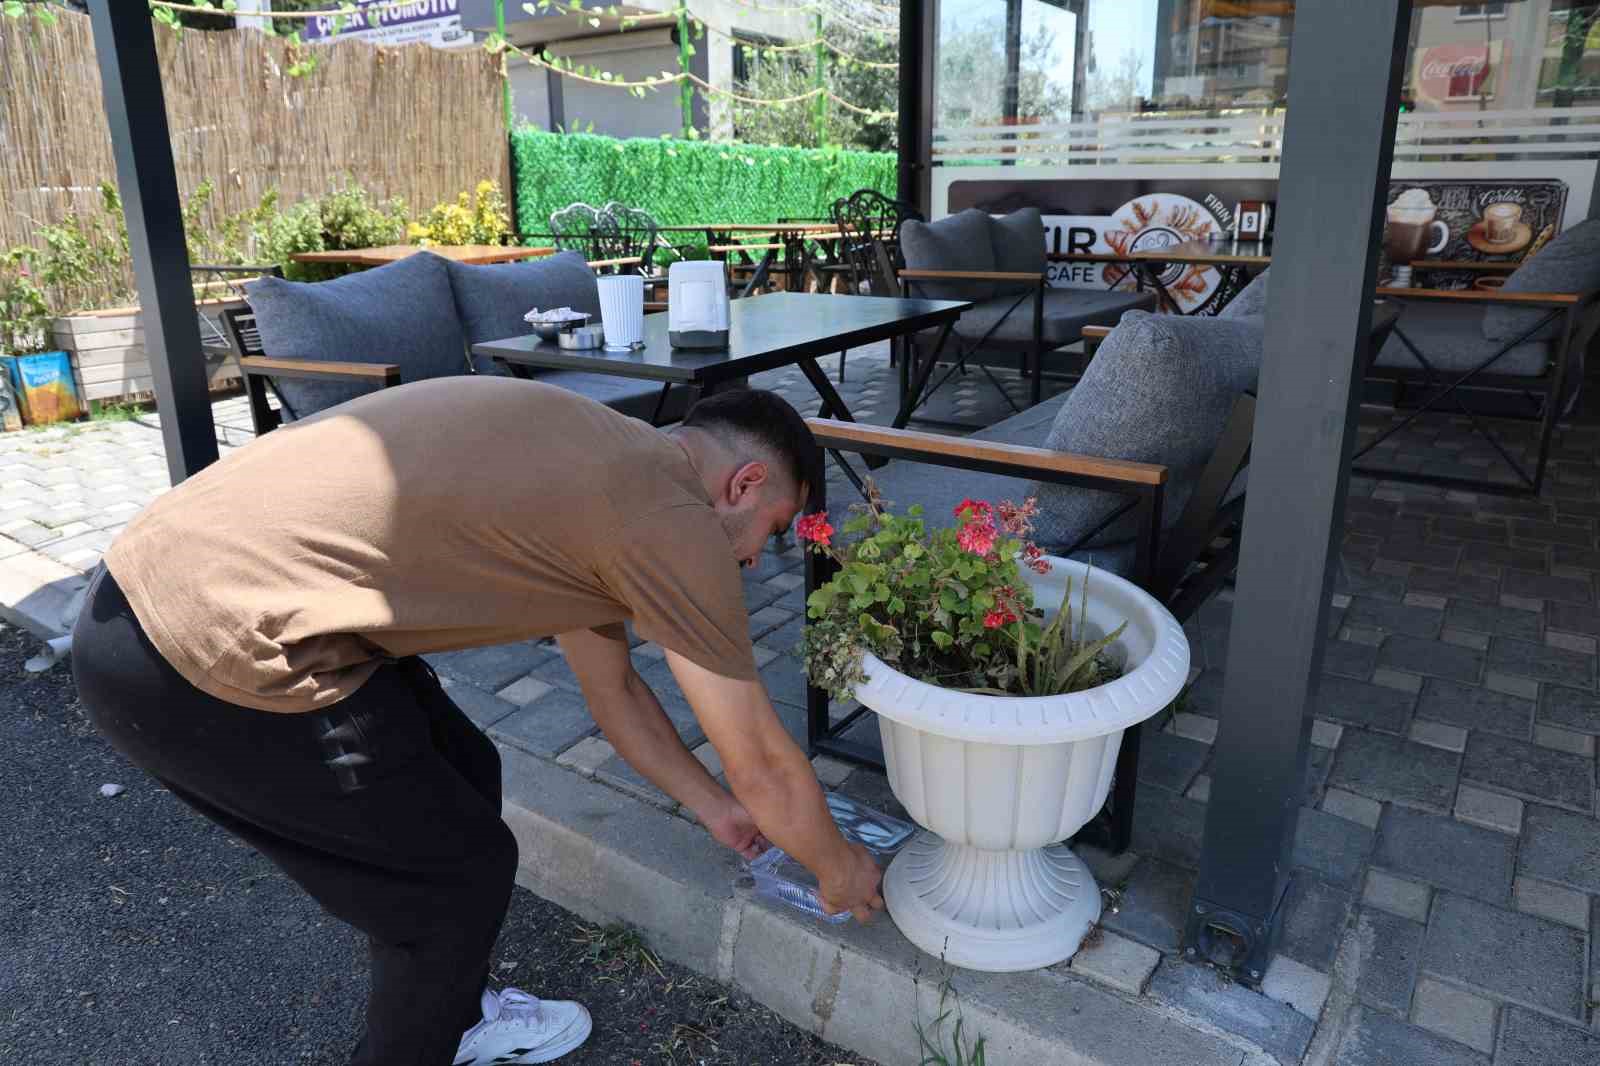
1022, 543, 1051, 574
953, 498, 992, 520
795, 511, 834, 547
983, 607, 1018, 629
957, 517, 997, 556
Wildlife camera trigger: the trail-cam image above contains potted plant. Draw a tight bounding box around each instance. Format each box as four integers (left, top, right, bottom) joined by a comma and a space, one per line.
0, 248, 81, 428
798, 493, 1190, 972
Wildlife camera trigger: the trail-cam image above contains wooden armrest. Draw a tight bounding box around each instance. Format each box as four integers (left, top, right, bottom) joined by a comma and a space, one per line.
806, 418, 1166, 486
644, 300, 668, 313
587, 256, 643, 269
899, 269, 1046, 282
1409, 259, 1519, 274
1376, 286, 1583, 306
1081, 325, 1113, 340
240, 356, 401, 384
710, 242, 784, 253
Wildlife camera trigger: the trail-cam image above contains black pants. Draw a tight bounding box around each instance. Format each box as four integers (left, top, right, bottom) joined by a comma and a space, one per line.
72, 567, 518, 1066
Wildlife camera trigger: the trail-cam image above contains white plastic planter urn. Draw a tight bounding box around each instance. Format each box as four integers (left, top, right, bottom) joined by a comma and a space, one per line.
856, 557, 1190, 972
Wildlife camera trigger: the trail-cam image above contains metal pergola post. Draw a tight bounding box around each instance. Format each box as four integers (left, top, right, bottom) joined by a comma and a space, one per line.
896, 0, 932, 216
88, 0, 217, 483
1185, 0, 1414, 981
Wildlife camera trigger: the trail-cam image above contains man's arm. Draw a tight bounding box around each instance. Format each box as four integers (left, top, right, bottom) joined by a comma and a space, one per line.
663, 649, 884, 921
557, 629, 765, 857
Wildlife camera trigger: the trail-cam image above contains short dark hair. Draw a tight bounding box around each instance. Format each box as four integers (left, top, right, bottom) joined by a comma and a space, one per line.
683, 388, 823, 498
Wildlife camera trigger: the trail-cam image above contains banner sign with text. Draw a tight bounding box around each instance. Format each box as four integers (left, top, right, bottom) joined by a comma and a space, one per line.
301, 0, 474, 49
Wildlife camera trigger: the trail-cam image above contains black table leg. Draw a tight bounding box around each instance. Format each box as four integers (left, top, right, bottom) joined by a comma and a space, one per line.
797, 355, 883, 479
892, 322, 955, 429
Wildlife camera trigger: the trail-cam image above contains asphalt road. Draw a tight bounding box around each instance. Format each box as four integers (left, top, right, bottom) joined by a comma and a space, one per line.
0, 620, 871, 1065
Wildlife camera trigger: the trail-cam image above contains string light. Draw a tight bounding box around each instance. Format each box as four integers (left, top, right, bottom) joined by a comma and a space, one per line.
140, 2, 899, 118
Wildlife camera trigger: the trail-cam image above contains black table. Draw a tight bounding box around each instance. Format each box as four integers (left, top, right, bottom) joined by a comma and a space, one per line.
473, 291, 969, 430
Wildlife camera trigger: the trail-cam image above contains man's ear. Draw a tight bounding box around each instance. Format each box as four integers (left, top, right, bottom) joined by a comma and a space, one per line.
728, 460, 770, 503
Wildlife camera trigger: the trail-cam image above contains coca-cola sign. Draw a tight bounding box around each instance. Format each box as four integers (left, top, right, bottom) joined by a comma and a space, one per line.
1414, 41, 1508, 105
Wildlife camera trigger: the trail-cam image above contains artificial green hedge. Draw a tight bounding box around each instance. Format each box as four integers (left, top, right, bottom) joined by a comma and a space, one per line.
510, 129, 896, 239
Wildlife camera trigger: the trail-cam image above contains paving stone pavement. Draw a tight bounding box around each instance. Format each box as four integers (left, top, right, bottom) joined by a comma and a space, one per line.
5, 348, 1600, 1063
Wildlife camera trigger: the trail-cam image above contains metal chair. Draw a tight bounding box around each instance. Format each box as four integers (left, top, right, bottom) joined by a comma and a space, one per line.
826, 190, 926, 384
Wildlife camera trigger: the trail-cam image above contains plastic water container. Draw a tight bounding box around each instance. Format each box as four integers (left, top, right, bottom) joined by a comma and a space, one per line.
741, 794, 916, 924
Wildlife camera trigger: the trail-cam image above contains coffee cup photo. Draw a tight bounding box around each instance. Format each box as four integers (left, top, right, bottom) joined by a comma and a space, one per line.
1483, 202, 1522, 244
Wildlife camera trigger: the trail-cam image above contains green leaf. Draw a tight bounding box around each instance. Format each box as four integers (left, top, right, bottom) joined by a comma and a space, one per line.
3, 1, 27, 17
930, 631, 953, 651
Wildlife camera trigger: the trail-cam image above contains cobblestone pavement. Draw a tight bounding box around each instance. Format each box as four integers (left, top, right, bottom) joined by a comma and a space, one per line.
4, 348, 1600, 1063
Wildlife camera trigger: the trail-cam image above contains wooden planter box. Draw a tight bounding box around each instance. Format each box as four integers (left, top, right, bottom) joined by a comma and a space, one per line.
50, 296, 246, 405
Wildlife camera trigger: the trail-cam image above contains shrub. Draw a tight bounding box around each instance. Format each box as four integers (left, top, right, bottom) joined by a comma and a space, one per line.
256, 181, 407, 281
408, 180, 511, 247
0, 248, 52, 356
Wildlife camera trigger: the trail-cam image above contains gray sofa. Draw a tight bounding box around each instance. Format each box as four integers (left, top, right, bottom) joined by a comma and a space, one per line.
864, 310, 1264, 579
240, 249, 690, 429
896, 207, 1159, 409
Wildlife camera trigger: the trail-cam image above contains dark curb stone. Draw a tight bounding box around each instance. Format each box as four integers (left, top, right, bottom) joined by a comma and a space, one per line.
1131, 784, 1207, 870
1540, 685, 1600, 735
593, 753, 676, 809
1336, 566, 1407, 603
1346, 597, 1444, 638
1278, 875, 1353, 971
1503, 570, 1594, 606
1324, 639, 1381, 681
428, 640, 556, 692
1305, 744, 1334, 807
1292, 807, 1375, 889
1434, 517, 1509, 544
1330, 730, 1460, 813
1488, 637, 1596, 688
759, 659, 810, 712
438, 676, 518, 729
1100, 857, 1193, 954
755, 614, 804, 654
1375, 807, 1514, 905
1461, 732, 1594, 812
1462, 540, 1548, 574
1137, 731, 1209, 794
1316, 676, 1417, 733
1548, 601, 1600, 638
1519, 805, 1600, 894
1512, 519, 1595, 547
741, 580, 786, 613
1351, 907, 1424, 1014
1181, 669, 1226, 718
1443, 602, 1542, 641
1406, 568, 1499, 604
1147, 959, 1315, 1066
833, 765, 910, 824
1422, 892, 1587, 1019
1377, 539, 1462, 571
1554, 545, 1600, 570
1334, 1006, 1490, 1066
1416, 679, 1534, 739
1495, 1008, 1600, 1066
486, 688, 599, 758
1400, 497, 1476, 519
1378, 635, 1485, 684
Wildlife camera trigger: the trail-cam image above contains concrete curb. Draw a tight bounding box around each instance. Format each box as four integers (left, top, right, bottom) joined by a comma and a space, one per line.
0, 543, 89, 640
498, 745, 1272, 1066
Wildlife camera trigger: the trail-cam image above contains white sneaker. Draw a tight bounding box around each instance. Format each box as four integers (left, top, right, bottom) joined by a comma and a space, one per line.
452, 986, 593, 1065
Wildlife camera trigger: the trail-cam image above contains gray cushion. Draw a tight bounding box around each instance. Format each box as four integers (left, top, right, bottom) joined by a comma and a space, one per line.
1378, 300, 1553, 377
989, 207, 1046, 297
900, 209, 997, 301
862, 392, 1139, 579
446, 251, 601, 375
1031, 312, 1263, 550
1483, 219, 1600, 342
1218, 268, 1269, 320
954, 288, 1158, 347
245, 251, 468, 418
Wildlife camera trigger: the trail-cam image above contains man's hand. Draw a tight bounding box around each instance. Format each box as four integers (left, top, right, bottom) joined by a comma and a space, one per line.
817, 842, 886, 923
701, 797, 771, 860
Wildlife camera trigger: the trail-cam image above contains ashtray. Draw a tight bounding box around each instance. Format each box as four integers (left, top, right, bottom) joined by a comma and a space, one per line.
529, 314, 590, 342
557, 325, 605, 350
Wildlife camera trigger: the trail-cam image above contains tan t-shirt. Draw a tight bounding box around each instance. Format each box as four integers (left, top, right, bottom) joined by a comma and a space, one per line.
104, 377, 757, 713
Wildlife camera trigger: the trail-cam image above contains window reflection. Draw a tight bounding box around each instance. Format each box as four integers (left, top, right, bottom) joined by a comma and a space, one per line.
932, 1, 1600, 129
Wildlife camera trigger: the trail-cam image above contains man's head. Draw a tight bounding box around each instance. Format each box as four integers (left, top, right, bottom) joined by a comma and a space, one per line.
677, 388, 821, 567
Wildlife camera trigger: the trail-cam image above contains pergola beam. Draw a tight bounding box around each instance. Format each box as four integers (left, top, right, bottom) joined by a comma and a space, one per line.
1186, 0, 1414, 980
88, 0, 218, 483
